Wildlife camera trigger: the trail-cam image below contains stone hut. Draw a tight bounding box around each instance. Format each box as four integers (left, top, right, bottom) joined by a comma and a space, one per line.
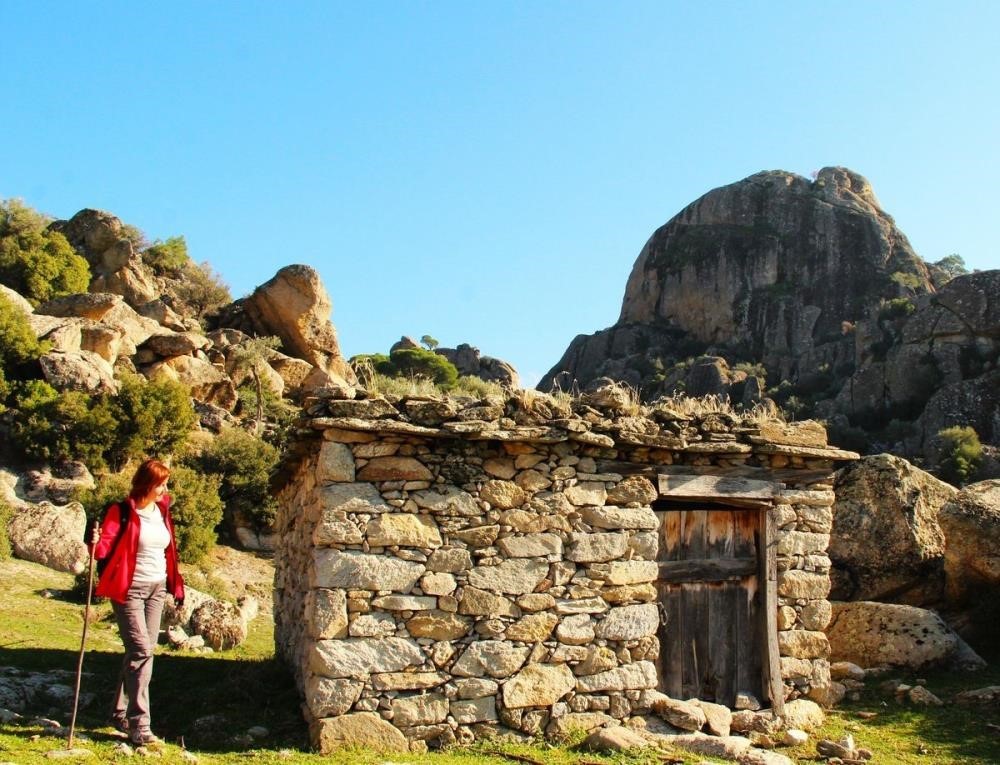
273, 385, 857, 753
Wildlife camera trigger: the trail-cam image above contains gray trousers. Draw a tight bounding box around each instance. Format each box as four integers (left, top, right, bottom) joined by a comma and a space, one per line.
111, 580, 166, 734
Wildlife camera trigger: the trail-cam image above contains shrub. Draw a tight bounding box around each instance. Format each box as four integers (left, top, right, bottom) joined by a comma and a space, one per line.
936, 426, 983, 486
187, 427, 280, 531
173, 260, 232, 321
890, 271, 923, 291
0, 199, 90, 304
0, 291, 48, 369
10, 381, 117, 470
166, 464, 223, 564
386, 348, 459, 389
0, 499, 13, 560
880, 297, 916, 319
142, 236, 189, 274
107, 374, 196, 470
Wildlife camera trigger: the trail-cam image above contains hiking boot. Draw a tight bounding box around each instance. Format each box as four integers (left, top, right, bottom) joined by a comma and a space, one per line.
110, 716, 129, 735
129, 730, 162, 746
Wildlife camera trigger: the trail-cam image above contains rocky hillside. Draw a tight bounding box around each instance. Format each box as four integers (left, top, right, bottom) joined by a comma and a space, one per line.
540, 167, 999, 464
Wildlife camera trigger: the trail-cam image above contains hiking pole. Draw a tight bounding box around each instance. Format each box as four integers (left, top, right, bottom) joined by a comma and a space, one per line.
68, 522, 98, 749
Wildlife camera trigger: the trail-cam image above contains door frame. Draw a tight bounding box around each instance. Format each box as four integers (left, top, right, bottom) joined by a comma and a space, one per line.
655, 474, 785, 715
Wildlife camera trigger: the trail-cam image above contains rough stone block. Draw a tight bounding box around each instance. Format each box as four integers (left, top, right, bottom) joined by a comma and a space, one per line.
366, 513, 443, 548
467, 559, 549, 594
503, 664, 576, 708
309, 637, 425, 678
314, 712, 408, 753
313, 549, 424, 592
567, 532, 628, 563
316, 441, 355, 483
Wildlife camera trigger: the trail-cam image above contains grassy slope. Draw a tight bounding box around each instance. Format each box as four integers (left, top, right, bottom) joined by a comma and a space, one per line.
1, 557, 998, 764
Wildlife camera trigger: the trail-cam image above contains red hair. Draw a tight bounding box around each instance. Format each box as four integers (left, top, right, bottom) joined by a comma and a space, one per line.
130, 459, 170, 501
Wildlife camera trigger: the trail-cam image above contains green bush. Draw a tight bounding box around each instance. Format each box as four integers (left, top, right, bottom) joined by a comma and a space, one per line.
9, 374, 196, 473
880, 297, 916, 319
107, 374, 196, 470
10, 381, 117, 470
386, 348, 459, 389
936, 426, 983, 486
187, 427, 280, 531
0, 291, 49, 369
167, 464, 223, 564
0, 199, 90, 305
235, 380, 298, 446
142, 236, 189, 274
0, 499, 13, 560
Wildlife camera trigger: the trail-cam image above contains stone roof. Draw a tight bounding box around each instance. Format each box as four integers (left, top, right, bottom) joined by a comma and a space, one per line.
275, 384, 858, 491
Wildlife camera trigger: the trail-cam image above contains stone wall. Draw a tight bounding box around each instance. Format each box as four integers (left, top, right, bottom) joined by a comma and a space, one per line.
273, 389, 852, 752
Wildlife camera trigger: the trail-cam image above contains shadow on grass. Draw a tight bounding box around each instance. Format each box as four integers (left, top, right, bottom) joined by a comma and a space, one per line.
0, 645, 310, 753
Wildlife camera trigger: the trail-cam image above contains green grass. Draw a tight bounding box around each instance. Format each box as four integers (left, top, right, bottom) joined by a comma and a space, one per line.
1, 557, 999, 764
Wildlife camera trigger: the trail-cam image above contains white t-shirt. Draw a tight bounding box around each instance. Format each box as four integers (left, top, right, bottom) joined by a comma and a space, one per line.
132, 503, 170, 585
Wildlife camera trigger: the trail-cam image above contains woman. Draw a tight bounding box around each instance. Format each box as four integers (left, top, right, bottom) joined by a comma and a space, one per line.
91, 458, 184, 746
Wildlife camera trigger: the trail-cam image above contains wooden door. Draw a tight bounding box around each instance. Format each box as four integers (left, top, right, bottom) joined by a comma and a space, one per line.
655, 503, 768, 707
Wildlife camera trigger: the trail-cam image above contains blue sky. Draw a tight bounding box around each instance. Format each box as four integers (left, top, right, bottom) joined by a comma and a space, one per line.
2, 2, 998, 386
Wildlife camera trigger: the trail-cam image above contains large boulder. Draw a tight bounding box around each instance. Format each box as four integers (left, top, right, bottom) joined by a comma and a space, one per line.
830, 455, 953, 605
234, 265, 354, 387
7, 500, 89, 575
826, 601, 982, 670
938, 480, 1000, 608
145, 355, 237, 409
39, 349, 117, 393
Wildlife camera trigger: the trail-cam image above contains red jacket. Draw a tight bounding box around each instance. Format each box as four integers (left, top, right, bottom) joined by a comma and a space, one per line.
93, 495, 185, 604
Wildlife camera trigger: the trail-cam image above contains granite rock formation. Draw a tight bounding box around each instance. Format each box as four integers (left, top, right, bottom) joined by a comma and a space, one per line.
540, 167, 999, 460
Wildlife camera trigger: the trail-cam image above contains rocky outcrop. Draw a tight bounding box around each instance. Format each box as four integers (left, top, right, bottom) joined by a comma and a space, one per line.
938, 480, 1000, 608
226, 265, 355, 388
434, 343, 519, 388
539, 168, 1000, 461
542, 167, 929, 402
830, 455, 953, 606
49, 209, 159, 305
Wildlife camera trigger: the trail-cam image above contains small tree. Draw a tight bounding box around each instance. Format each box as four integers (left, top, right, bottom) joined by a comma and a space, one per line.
188, 427, 280, 531
174, 260, 232, 322
228, 336, 282, 433
10, 381, 117, 470
933, 254, 968, 281
420, 334, 440, 351
936, 426, 983, 486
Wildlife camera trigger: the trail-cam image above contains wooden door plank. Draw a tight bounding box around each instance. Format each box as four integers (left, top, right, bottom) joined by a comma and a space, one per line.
683, 510, 707, 561
660, 510, 681, 561
657, 582, 683, 697
705, 509, 735, 559
709, 581, 737, 706
690, 581, 711, 701
758, 510, 785, 716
